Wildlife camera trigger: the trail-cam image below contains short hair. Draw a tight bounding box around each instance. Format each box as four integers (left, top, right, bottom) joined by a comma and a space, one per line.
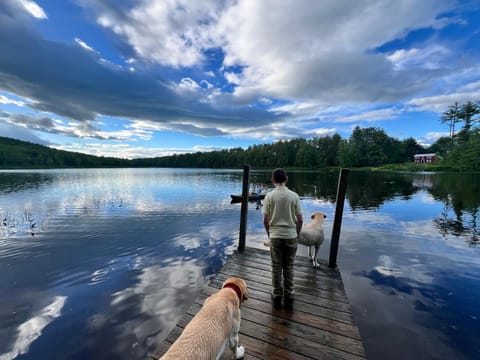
272, 168, 287, 183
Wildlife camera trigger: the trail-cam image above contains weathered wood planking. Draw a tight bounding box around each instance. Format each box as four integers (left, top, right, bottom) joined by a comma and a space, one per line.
151, 247, 366, 360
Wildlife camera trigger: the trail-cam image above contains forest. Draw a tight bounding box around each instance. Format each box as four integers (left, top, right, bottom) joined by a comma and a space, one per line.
1, 101, 479, 170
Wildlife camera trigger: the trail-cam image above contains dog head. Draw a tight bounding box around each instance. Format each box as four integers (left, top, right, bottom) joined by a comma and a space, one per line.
311, 212, 327, 223
222, 277, 248, 303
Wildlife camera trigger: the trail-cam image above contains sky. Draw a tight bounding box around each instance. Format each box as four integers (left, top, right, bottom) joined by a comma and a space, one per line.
0, 0, 479, 159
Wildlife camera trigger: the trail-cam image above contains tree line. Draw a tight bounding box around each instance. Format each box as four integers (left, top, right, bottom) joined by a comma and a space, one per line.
0, 137, 126, 168
432, 101, 480, 170
1, 100, 478, 170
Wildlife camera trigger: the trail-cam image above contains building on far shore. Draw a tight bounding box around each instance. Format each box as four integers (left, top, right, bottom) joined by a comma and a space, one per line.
413, 153, 437, 164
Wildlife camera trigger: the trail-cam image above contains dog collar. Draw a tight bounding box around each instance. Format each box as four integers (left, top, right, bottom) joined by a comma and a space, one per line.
223, 283, 243, 307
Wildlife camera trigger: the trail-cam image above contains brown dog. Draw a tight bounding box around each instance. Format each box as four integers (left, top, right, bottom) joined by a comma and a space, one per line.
160, 277, 248, 360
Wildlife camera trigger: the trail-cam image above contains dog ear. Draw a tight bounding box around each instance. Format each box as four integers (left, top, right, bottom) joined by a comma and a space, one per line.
238, 278, 248, 302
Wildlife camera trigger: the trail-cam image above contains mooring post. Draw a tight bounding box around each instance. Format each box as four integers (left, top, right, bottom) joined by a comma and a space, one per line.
238, 164, 250, 251
328, 168, 349, 268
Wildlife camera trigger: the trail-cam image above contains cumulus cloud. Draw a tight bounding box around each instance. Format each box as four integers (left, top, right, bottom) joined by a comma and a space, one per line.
87, 0, 223, 68
84, 0, 460, 104
0, 0, 478, 150
0, 7, 279, 135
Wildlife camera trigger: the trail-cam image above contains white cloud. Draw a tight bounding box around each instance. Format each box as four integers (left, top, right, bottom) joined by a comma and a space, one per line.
417, 131, 450, 146
387, 45, 451, 70
457, 80, 480, 92
214, 0, 454, 102
88, 0, 455, 104
94, 0, 222, 68
407, 89, 480, 113
51, 142, 201, 159
19, 0, 47, 19
270, 101, 320, 115
335, 108, 402, 123
0, 95, 26, 107
311, 128, 337, 136
2, 112, 153, 141
178, 77, 200, 91
1, 0, 477, 151
200, 80, 213, 89
74, 38, 97, 53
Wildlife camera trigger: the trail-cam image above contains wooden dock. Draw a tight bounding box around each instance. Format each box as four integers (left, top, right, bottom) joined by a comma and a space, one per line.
151, 246, 366, 360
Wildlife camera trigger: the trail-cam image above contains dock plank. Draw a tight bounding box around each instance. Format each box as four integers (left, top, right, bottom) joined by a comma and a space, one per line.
150, 247, 366, 359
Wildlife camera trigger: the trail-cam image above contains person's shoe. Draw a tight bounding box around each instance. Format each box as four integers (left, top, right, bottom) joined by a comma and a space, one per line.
271, 295, 282, 309
284, 296, 294, 311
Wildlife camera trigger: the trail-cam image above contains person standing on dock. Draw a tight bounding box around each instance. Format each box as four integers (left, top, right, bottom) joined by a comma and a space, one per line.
262, 168, 303, 310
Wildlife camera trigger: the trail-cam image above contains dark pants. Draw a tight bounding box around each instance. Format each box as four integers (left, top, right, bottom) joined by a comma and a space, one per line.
270, 237, 298, 299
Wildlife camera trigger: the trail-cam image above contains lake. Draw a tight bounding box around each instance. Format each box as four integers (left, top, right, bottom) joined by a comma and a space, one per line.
0, 168, 479, 360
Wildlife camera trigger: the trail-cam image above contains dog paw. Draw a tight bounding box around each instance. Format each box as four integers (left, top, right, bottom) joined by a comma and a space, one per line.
235, 345, 245, 359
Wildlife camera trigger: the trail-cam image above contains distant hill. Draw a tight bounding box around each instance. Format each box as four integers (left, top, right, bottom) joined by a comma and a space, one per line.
0, 137, 130, 169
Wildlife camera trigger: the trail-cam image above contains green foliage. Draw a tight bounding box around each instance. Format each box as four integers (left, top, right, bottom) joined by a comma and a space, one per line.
337, 126, 416, 167
444, 129, 480, 170
0, 137, 127, 169
2, 101, 478, 171
431, 101, 480, 171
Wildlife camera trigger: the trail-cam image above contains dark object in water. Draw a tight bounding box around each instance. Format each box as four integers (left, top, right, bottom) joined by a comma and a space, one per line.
230, 193, 265, 203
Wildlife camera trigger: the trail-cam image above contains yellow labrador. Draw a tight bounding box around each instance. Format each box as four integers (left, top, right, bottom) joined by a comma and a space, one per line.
264, 212, 327, 268
298, 212, 326, 268
161, 277, 248, 360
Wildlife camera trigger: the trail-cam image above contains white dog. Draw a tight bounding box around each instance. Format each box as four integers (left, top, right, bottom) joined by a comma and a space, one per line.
264, 212, 327, 268
160, 277, 248, 360
298, 212, 326, 268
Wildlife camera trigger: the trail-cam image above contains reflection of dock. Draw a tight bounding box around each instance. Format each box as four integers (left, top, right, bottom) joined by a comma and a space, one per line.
151, 247, 366, 360
412, 173, 434, 189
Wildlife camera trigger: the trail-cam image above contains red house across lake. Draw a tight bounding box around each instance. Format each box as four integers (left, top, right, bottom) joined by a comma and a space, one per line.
413, 153, 437, 164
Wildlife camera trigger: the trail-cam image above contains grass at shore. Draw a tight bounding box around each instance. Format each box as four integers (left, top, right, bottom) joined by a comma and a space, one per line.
358, 163, 459, 172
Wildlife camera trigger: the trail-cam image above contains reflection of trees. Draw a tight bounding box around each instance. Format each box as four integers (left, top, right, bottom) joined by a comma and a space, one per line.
429, 172, 480, 246
249, 169, 480, 245
0, 172, 54, 193
346, 171, 418, 210
287, 170, 340, 203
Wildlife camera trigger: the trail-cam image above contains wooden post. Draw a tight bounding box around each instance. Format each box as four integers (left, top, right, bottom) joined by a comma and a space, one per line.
328, 168, 349, 268
238, 165, 250, 251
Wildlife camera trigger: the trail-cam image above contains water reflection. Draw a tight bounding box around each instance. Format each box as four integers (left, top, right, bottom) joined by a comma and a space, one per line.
0, 172, 54, 194
0, 169, 479, 360
427, 172, 479, 246
286, 171, 480, 245
0, 296, 67, 360
0, 169, 242, 239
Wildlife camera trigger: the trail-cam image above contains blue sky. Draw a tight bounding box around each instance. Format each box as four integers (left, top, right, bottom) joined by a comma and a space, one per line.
0, 0, 479, 159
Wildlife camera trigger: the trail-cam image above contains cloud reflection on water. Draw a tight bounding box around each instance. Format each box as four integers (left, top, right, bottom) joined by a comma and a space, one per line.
88, 261, 206, 359
0, 296, 66, 360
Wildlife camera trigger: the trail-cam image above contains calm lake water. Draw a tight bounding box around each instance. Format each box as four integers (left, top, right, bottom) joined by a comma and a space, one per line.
0, 168, 479, 360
